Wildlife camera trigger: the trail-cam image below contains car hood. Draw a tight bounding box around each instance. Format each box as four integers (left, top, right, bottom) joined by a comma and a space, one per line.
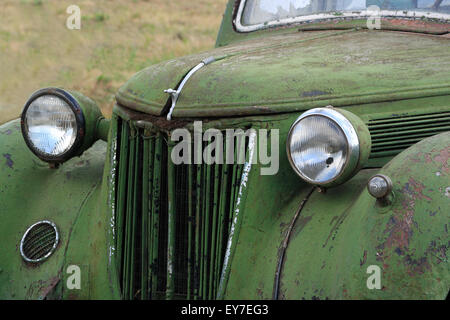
116, 29, 450, 118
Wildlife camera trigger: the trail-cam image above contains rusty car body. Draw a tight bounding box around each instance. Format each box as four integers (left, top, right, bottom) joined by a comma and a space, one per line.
0, 0, 449, 299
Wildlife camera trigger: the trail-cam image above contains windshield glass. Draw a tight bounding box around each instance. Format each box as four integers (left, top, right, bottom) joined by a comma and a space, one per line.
240, 0, 450, 27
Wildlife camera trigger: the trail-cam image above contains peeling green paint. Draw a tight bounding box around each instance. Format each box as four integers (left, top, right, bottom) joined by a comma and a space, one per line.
117, 29, 450, 118
0, 0, 448, 300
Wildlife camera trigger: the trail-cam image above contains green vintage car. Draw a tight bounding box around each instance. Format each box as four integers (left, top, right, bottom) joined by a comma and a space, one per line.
0, 0, 449, 300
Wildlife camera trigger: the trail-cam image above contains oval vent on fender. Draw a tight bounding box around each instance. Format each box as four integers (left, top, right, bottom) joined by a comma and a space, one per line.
20, 220, 59, 263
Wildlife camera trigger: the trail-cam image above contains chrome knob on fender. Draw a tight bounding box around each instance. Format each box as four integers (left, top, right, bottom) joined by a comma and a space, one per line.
367, 174, 393, 199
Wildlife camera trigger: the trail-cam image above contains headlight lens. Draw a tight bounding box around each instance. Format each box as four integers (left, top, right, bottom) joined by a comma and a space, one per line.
24, 95, 78, 156
289, 115, 348, 183
21, 88, 87, 163
287, 107, 370, 187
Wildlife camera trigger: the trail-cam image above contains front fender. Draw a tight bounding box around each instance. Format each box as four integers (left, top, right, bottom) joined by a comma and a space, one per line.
281, 132, 449, 299
224, 131, 449, 299
0, 119, 107, 299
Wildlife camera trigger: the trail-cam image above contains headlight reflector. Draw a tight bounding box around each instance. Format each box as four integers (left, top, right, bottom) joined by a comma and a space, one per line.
287, 107, 371, 187
24, 95, 78, 156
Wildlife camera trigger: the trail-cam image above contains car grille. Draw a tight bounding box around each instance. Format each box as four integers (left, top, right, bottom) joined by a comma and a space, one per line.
112, 117, 249, 300
368, 111, 450, 158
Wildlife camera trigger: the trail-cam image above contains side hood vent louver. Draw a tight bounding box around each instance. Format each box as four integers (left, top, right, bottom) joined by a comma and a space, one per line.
368, 111, 450, 158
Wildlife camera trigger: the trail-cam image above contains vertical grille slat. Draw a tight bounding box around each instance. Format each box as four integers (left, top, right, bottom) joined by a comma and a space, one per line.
133, 134, 143, 299
156, 134, 169, 296
123, 128, 141, 299
150, 134, 162, 297
187, 164, 194, 300
209, 163, 221, 299
166, 144, 176, 300
115, 121, 129, 280
201, 157, 212, 299
215, 161, 229, 290
146, 137, 155, 298
141, 136, 150, 300
173, 163, 189, 297
114, 119, 250, 300
194, 163, 202, 300
199, 160, 207, 299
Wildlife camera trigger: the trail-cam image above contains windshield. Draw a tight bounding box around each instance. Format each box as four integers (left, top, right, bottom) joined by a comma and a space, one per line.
238, 0, 450, 31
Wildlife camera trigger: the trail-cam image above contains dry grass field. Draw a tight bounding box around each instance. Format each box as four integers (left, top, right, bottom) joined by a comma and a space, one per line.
0, 0, 228, 123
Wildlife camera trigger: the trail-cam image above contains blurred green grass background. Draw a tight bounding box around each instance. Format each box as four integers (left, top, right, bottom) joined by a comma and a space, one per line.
0, 0, 228, 123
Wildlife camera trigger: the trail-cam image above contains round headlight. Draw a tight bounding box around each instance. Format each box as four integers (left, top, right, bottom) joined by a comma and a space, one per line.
21, 88, 87, 163
287, 107, 371, 187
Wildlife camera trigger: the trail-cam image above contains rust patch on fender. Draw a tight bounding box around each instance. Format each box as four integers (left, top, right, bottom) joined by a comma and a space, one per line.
376, 176, 440, 276
382, 19, 450, 34
382, 180, 423, 251
26, 276, 60, 300
406, 146, 449, 171
432, 146, 450, 174
386, 18, 449, 29
118, 104, 190, 131
383, 211, 414, 251
404, 178, 433, 202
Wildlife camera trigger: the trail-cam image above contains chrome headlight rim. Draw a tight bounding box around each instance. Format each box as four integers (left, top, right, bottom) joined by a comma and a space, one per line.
21, 87, 86, 163
286, 107, 361, 187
